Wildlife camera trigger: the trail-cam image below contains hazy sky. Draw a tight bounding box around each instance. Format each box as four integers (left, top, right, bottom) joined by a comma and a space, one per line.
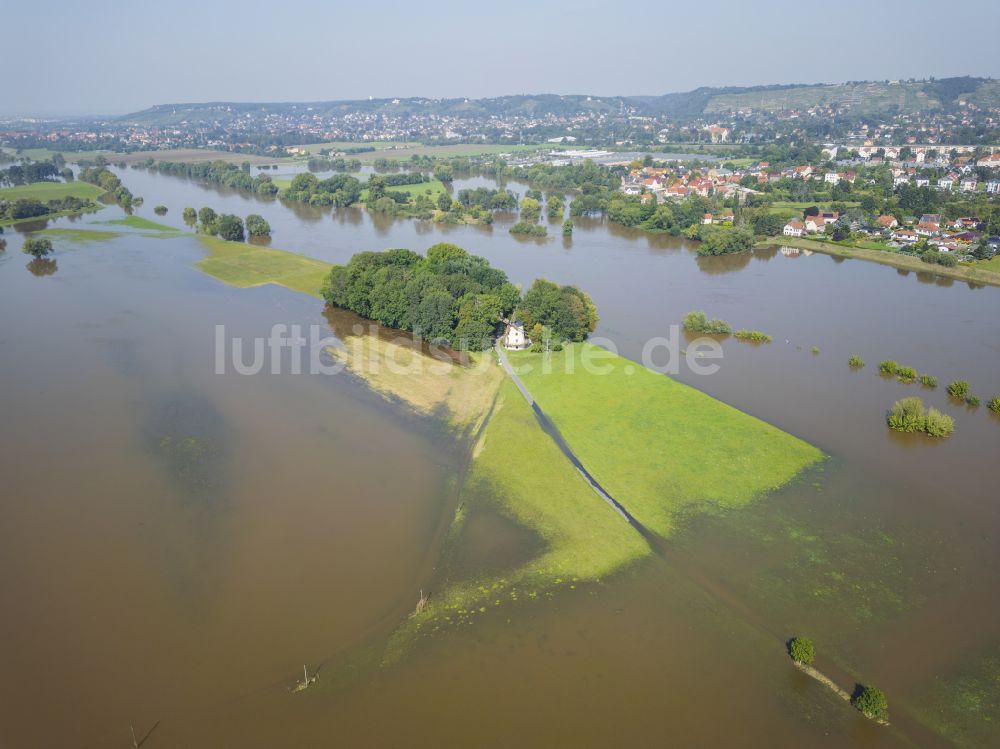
7, 0, 1000, 116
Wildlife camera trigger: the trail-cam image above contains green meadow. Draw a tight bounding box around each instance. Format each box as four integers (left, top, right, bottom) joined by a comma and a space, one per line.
0, 181, 105, 202
509, 343, 822, 537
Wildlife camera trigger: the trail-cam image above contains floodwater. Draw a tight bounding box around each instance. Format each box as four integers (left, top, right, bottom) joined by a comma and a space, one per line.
0, 165, 998, 747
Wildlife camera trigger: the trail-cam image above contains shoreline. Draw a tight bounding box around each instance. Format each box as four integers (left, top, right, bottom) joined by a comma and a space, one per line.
761, 236, 1000, 287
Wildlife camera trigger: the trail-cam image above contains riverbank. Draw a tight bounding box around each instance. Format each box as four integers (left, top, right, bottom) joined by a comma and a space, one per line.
762, 236, 1000, 287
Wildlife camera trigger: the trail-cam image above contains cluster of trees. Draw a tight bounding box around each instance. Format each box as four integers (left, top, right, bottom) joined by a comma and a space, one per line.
284, 172, 362, 207
696, 226, 756, 256
0, 160, 61, 186
192, 207, 269, 241
887, 397, 954, 437
307, 157, 362, 172
517, 279, 598, 343
920, 247, 959, 267
321, 243, 520, 350
0, 195, 94, 222
320, 243, 598, 350
455, 187, 517, 211
682, 310, 732, 334
78, 166, 135, 207
146, 160, 280, 197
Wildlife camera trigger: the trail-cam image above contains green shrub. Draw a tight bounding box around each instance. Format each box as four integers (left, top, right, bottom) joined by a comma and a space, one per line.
848, 355, 865, 368
182, 207, 197, 223
853, 685, 889, 721
947, 380, 970, 399
789, 637, 815, 665
682, 310, 732, 334
153, 205, 168, 215
919, 374, 938, 388
887, 397, 926, 433
895, 366, 917, 383
811, 346, 820, 355
734, 329, 772, 343
924, 408, 955, 437
989, 396, 1000, 414
879, 360, 898, 376
966, 394, 980, 407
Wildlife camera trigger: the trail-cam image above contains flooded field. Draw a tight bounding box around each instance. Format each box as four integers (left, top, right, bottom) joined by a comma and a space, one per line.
0, 166, 998, 747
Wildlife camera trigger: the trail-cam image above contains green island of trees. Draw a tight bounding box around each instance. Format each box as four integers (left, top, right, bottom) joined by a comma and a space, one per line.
989, 396, 1000, 414
245, 214, 271, 238
887, 397, 955, 437
321, 242, 595, 351
848, 354, 865, 368
789, 637, 815, 665
682, 310, 732, 334
510, 221, 547, 237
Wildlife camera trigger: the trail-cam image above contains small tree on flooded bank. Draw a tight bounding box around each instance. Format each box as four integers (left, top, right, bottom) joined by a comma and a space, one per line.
246, 214, 271, 238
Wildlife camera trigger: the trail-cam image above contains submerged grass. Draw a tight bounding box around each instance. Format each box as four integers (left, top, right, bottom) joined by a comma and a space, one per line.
196, 236, 332, 297
96, 215, 178, 232
37, 227, 122, 243
508, 343, 822, 537
385, 378, 649, 659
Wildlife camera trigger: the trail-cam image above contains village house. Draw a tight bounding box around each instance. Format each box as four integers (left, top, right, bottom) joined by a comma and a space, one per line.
960, 178, 978, 192
986, 181, 1000, 194
875, 215, 899, 230
783, 220, 805, 237
892, 229, 919, 244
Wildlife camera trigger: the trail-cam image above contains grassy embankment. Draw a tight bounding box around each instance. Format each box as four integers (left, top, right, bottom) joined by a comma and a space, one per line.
764, 235, 1000, 287
509, 343, 822, 537
0, 181, 107, 226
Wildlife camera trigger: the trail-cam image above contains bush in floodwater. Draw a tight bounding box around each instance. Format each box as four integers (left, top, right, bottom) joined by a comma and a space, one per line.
966, 394, 981, 407
947, 380, 970, 399
919, 374, 938, 388
879, 360, 898, 376
154, 205, 168, 215
789, 637, 815, 665
682, 310, 732, 335
853, 685, 889, 722
811, 346, 820, 355
887, 397, 926, 433
734, 329, 772, 343
924, 408, 955, 437
848, 355, 865, 368
895, 366, 917, 384
989, 396, 1000, 414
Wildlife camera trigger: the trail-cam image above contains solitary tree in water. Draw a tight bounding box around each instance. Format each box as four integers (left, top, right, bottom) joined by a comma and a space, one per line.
853, 685, 889, 721
22, 237, 53, 258
789, 637, 815, 665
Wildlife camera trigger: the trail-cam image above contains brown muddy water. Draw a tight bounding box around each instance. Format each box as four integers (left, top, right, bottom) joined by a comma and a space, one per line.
0, 167, 998, 747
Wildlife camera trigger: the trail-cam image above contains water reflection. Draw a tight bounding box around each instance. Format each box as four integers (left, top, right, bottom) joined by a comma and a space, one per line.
26, 258, 57, 276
